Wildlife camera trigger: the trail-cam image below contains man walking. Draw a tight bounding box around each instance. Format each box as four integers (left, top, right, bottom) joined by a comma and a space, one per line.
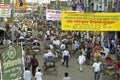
92, 59, 101, 80
35, 69, 43, 80
24, 67, 32, 80
62, 48, 70, 67
30, 55, 39, 76
78, 53, 86, 72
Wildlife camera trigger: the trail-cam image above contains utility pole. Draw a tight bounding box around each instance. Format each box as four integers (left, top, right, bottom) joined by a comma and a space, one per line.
56, 0, 59, 28
31, 0, 34, 16
11, 0, 15, 44
56, 0, 59, 10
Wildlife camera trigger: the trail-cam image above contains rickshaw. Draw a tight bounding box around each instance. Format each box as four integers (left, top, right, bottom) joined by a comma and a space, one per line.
26, 27, 32, 41
32, 40, 41, 55
18, 36, 26, 45
105, 56, 114, 70
42, 55, 58, 75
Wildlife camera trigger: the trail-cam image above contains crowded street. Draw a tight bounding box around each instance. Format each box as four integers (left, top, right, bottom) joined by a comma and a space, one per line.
0, 0, 120, 80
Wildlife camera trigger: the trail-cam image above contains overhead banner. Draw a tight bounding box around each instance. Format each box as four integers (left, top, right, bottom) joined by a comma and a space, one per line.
0, 4, 11, 17
15, 0, 26, 10
61, 11, 120, 31
1, 46, 23, 80
46, 9, 61, 21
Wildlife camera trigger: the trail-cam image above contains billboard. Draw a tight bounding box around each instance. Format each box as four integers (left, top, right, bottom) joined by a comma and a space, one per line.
46, 9, 61, 21
15, 0, 26, 10
0, 4, 11, 17
61, 11, 120, 31
1, 46, 23, 80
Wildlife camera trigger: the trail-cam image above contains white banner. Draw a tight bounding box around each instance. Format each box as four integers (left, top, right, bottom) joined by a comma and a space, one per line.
0, 4, 11, 17
46, 9, 61, 21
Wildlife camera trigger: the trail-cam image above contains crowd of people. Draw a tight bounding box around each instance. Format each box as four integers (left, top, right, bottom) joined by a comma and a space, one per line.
1, 14, 119, 80
23, 24, 120, 80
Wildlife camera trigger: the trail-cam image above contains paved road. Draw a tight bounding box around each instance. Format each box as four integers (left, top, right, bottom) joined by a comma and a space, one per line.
32, 39, 94, 80
31, 29, 116, 80
36, 54, 94, 80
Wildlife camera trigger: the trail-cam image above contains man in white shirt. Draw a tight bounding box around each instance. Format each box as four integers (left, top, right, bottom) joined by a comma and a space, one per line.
46, 30, 50, 36
61, 42, 66, 50
35, 69, 43, 80
78, 53, 86, 72
24, 68, 32, 80
62, 48, 70, 67
55, 39, 60, 49
92, 59, 101, 80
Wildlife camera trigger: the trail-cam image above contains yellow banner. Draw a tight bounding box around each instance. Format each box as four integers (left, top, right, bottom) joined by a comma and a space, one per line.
61, 11, 120, 31
15, 0, 26, 10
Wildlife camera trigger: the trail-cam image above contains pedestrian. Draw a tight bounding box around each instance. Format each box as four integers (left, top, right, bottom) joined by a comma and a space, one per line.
30, 55, 39, 76
73, 40, 80, 55
24, 67, 32, 80
86, 47, 92, 65
92, 59, 101, 80
35, 69, 43, 80
78, 52, 86, 72
62, 48, 70, 67
25, 50, 32, 69
81, 47, 87, 56
63, 72, 71, 80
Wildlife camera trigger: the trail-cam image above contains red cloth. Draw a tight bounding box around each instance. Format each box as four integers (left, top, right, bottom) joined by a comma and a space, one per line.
114, 61, 120, 70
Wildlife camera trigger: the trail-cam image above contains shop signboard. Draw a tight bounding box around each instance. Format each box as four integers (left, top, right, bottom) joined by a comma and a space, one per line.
1, 46, 23, 80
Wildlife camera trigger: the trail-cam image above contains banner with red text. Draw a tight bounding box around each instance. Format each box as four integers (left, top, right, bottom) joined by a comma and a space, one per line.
61, 11, 120, 31
0, 4, 11, 17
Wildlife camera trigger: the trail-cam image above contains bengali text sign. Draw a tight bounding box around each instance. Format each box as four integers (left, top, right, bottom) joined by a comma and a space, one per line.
61, 11, 120, 31
1, 46, 23, 80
